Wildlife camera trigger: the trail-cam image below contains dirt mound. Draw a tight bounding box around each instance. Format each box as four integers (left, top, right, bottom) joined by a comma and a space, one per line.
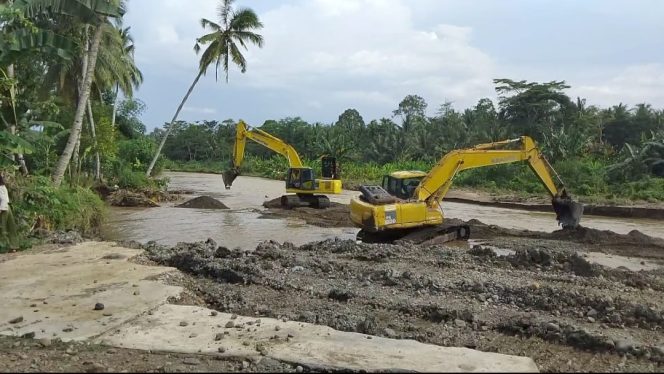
260, 197, 352, 228
108, 190, 159, 208
176, 196, 229, 210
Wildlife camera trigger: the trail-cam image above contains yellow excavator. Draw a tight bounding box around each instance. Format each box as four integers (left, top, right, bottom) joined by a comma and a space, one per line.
222, 120, 343, 209
350, 136, 584, 243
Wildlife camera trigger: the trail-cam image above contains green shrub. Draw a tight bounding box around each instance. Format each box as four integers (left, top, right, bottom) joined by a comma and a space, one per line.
9, 176, 106, 241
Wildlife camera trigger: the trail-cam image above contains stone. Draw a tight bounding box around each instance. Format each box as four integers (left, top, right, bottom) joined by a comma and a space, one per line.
218, 347, 226, 353
62, 328, 74, 333
183, 358, 201, 366
93, 303, 105, 311
587, 317, 596, 323
242, 361, 250, 369
587, 309, 598, 318
231, 314, 238, 320
103, 313, 113, 317
9, 316, 23, 324
225, 321, 235, 328
210, 311, 218, 317
296, 365, 304, 373
85, 363, 106, 373
65, 348, 76, 355
21, 332, 36, 338
383, 328, 397, 338
275, 325, 281, 331
38, 338, 52, 347
545, 323, 561, 332
215, 333, 224, 341
133, 291, 140, 296
615, 339, 635, 354
179, 321, 189, 327
454, 319, 467, 328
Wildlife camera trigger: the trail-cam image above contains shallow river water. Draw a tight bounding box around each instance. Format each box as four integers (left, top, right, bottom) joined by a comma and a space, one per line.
101, 172, 664, 250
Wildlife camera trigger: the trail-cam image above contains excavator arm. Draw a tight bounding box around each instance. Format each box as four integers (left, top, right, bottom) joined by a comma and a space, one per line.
415, 136, 582, 228
222, 120, 304, 188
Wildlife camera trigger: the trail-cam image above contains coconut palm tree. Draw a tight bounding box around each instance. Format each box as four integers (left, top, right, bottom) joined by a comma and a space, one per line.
145, 0, 264, 176
16, 0, 124, 186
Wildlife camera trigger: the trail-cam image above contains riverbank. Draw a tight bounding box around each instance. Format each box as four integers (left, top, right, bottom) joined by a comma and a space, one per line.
162, 164, 664, 220
6, 219, 662, 372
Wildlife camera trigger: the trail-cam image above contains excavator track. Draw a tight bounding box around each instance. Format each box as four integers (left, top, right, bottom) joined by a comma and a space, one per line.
280, 194, 331, 209
357, 224, 471, 245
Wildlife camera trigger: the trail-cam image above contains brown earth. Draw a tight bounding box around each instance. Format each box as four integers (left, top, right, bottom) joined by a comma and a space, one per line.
177, 196, 230, 210
139, 234, 664, 373
0, 336, 300, 373
260, 198, 350, 228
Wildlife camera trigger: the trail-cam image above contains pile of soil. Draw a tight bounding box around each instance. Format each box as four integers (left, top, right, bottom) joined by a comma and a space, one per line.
108, 190, 159, 208
177, 196, 229, 210
260, 197, 351, 228
140, 236, 664, 372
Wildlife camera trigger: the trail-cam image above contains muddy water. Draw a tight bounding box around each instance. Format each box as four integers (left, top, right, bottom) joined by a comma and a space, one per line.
100, 172, 359, 249
101, 172, 664, 249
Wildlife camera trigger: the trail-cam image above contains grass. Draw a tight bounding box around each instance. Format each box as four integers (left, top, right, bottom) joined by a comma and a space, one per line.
1, 175, 107, 253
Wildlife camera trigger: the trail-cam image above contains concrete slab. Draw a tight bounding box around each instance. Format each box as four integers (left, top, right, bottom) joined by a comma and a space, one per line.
0, 242, 182, 341
99, 304, 539, 373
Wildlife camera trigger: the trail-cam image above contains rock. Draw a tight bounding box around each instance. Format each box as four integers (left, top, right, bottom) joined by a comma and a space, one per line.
242, 361, 250, 369
189, 333, 198, 338
93, 303, 105, 311
615, 339, 635, 354
215, 333, 224, 341
85, 363, 106, 373
587, 308, 598, 318
545, 322, 561, 332
30, 304, 37, 308
454, 319, 467, 328
65, 348, 76, 355
183, 358, 201, 366
102, 312, 113, 317
9, 316, 23, 324
225, 321, 235, 328
38, 338, 52, 347
218, 347, 226, 353
275, 325, 281, 331
383, 328, 397, 338
179, 321, 189, 327
21, 332, 36, 338
62, 328, 73, 333
231, 314, 238, 320
211, 311, 218, 317
587, 317, 596, 323
133, 291, 140, 296
296, 365, 304, 373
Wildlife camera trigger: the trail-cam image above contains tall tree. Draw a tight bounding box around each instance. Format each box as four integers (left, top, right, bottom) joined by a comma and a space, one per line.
145, 0, 264, 176
17, 0, 124, 186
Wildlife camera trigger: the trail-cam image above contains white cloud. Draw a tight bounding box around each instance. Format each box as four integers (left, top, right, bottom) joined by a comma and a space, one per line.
237, 0, 495, 110
572, 64, 664, 106
182, 106, 217, 115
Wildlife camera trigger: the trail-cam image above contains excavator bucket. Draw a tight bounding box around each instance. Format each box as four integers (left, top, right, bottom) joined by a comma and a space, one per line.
552, 190, 583, 229
222, 168, 240, 190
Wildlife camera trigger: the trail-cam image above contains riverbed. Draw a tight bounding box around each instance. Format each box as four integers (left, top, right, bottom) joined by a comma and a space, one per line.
101, 172, 664, 248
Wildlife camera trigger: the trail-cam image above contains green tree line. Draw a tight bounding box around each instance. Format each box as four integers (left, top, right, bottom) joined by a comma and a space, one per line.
159, 80, 664, 202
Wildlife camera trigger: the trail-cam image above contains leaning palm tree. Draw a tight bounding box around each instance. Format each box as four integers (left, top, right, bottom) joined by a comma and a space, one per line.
145, 0, 264, 176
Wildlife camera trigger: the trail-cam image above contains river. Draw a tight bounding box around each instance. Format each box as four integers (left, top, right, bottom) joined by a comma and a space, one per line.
101, 172, 664, 249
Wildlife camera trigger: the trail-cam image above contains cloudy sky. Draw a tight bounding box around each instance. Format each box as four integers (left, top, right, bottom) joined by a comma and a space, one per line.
125, 0, 664, 130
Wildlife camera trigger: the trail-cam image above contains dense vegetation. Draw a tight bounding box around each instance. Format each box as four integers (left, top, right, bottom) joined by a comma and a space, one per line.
159, 80, 664, 203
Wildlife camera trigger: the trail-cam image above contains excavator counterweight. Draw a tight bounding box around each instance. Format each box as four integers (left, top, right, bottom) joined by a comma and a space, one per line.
350, 136, 583, 244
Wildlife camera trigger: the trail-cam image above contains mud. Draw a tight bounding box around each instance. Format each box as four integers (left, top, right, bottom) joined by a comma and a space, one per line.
260, 198, 350, 228
177, 196, 230, 210
107, 190, 159, 208
137, 234, 664, 373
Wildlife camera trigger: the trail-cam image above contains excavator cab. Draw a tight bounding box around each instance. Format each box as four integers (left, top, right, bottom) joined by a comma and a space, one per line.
286, 167, 316, 190
382, 171, 427, 200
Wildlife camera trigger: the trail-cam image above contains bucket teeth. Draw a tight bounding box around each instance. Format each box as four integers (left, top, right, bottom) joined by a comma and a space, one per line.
222, 169, 239, 189
552, 196, 583, 229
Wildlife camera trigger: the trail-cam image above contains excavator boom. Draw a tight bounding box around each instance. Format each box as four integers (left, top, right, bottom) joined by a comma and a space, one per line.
351, 136, 583, 244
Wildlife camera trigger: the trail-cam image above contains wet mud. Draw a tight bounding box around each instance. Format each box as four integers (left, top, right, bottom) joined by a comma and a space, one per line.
177, 196, 230, 210
138, 232, 664, 372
